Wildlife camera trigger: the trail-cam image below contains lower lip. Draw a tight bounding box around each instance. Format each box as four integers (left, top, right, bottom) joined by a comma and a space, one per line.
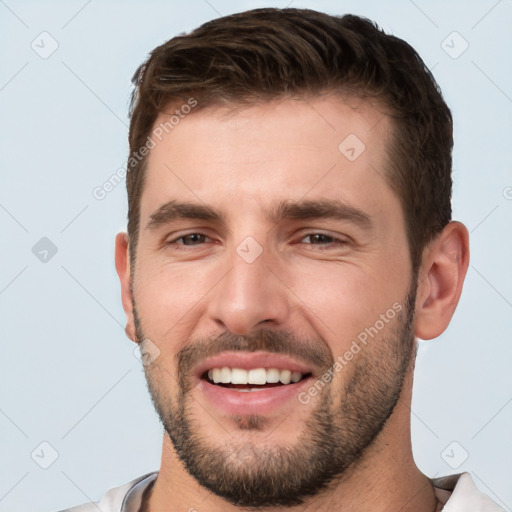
197, 377, 313, 416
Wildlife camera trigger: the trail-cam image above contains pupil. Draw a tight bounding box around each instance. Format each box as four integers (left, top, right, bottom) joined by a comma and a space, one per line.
184, 234, 203, 245
311, 234, 330, 244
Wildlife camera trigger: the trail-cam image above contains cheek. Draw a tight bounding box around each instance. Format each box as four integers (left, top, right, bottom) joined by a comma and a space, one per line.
132, 257, 218, 339
288, 260, 406, 355
143, 357, 183, 410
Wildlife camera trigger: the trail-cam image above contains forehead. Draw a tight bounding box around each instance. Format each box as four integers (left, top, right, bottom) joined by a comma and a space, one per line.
140, 95, 399, 225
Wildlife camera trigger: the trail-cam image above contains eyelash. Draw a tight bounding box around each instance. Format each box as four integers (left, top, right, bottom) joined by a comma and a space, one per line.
300, 233, 348, 248
165, 233, 212, 250
166, 232, 349, 249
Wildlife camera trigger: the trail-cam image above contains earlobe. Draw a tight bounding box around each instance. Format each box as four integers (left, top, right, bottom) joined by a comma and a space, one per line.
414, 221, 470, 340
115, 232, 137, 343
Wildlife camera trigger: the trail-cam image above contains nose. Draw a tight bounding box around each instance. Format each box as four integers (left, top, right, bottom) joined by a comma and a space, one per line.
207, 248, 291, 335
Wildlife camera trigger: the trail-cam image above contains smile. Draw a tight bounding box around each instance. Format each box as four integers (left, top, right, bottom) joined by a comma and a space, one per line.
206, 367, 306, 389
194, 351, 316, 414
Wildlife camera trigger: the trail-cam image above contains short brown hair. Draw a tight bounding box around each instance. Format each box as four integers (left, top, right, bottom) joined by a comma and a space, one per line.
127, 7, 453, 273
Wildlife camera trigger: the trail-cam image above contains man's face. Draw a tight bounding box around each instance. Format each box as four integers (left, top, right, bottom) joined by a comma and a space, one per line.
129, 96, 417, 506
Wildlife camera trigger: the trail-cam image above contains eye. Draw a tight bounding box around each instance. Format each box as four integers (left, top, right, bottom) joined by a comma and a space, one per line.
301, 233, 336, 245
169, 233, 210, 246
298, 232, 350, 250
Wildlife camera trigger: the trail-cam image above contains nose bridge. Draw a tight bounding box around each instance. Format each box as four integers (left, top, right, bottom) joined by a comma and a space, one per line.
208, 241, 289, 334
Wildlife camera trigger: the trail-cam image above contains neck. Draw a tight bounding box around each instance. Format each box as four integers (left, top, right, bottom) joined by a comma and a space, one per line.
144, 368, 440, 512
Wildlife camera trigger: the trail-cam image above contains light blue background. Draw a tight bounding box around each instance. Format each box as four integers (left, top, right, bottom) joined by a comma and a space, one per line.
1, 1, 511, 511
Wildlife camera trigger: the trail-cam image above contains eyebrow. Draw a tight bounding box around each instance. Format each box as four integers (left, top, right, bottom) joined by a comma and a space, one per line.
145, 200, 224, 230
269, 199, 373, 230
145, 198, 373, 231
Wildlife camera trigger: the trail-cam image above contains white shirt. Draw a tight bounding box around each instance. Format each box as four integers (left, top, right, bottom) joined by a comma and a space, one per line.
56, 471, 505, 512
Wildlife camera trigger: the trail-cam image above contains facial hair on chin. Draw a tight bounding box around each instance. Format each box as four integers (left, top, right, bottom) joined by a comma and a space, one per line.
132, 282, 417, 507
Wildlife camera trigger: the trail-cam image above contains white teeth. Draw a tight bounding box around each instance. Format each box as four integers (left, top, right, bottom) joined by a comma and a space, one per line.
206, 367, 305, 385
230, 368, 248, 384
291, 371, 302, 383
266, 368, 280, 383
248, 368, 267, 385
219, 367, 231, 383
279, 369, 291, 384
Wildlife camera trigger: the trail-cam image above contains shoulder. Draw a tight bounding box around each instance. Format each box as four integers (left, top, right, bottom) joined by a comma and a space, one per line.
54, 471, 158, 512
432, 472, 505, 511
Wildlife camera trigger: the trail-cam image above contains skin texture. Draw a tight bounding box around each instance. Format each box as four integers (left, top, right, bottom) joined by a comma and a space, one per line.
115, 95, 470, 511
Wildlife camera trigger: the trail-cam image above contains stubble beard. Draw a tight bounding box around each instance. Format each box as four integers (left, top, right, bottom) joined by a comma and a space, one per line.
133, 282, 417, 507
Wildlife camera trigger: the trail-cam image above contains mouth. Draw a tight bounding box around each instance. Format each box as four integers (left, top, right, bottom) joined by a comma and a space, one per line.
194, 351, 316, 415
203, 367, 311, 391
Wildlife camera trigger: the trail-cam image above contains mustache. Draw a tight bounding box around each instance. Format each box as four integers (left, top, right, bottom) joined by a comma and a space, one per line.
177, 329, 334, 377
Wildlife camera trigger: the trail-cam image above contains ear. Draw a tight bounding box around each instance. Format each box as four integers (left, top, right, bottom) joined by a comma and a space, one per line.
414, 221, 470, 340
115, 232, 137, 343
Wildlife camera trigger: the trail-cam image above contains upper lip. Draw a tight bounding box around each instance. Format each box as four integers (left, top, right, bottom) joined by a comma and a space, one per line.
194, 351, 316, 380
